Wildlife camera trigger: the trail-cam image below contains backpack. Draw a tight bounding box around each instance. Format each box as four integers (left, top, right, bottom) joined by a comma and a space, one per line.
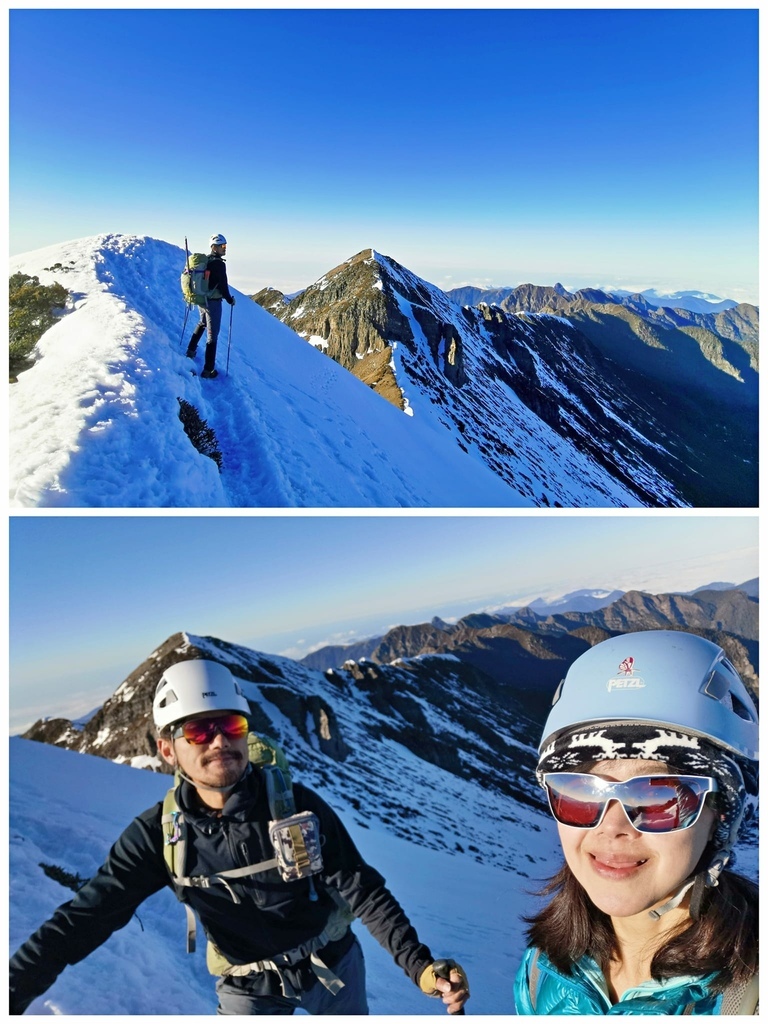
180, 253, 211, 306
160, 733, 341, 970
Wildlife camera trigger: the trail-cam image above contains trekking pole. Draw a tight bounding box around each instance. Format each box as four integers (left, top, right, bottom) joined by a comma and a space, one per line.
179, 235, 192, 350
432, 960, 466, 1015
225, 302, 234, 376
179, 303, 191, 350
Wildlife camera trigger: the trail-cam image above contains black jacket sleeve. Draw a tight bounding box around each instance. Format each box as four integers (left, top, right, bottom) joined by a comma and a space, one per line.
9, 805, 169, 1014
207, 256, 233, 302
297, 785, 434, 987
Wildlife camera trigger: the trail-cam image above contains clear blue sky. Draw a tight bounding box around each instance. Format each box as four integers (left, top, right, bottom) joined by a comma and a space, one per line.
10, 8, 757, 301
9, 514, 758, 732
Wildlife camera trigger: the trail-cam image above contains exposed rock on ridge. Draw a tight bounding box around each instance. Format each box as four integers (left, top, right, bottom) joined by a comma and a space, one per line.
254, 251, 758, 507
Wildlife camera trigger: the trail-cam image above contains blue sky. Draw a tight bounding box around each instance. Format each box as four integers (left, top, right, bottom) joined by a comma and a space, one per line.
10, 8, 757, 301
9, 514, 758, 732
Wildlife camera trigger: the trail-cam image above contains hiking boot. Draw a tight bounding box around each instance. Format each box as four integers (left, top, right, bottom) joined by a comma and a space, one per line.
201, 369, 219, 379
185, 347, 197, 359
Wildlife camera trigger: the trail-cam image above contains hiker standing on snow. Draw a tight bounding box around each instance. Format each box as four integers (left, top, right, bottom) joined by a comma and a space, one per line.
9, 659, 470, 1015
186, 234, 236, 379
515, 630, 759, 1015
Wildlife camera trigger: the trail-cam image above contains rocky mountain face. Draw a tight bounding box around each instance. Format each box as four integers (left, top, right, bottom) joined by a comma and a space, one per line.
448, 283, 755, 347
253, 253, 410, 410
254, 251, 758, 507
301, 585, 759, 698
20, 632, 549, 866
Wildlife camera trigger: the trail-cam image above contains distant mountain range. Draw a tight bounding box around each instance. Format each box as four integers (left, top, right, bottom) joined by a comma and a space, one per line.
611, 289, 740, 316
254, 250, 758, 507
23, 581, 758, 801
445, 283, 747, 319
297, 581, 758, 698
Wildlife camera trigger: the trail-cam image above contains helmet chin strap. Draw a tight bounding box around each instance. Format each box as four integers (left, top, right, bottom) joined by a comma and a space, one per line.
648, 849, 730, 921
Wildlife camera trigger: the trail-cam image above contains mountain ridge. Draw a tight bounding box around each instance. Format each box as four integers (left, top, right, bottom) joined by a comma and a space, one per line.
254, 249, 758, 507
9, 235, 525, 509
299, 583, 759, 694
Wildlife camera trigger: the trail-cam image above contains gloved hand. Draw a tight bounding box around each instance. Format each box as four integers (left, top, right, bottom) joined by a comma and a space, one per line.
419, 959, 470, 1015
228, 296, 236, 306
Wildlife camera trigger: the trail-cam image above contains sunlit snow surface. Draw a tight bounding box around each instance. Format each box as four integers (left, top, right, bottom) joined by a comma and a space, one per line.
10, 235, 526, 508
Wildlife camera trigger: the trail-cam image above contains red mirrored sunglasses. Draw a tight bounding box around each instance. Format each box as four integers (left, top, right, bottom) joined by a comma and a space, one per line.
543, 772, 717, 834
172, 713, 249, 745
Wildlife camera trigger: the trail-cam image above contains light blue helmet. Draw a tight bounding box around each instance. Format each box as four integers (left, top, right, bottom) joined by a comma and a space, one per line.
539, 630, 758, 908
540, 630, 758, 762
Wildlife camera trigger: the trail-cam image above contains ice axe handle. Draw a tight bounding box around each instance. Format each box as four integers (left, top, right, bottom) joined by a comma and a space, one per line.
432, 959, 466, 1015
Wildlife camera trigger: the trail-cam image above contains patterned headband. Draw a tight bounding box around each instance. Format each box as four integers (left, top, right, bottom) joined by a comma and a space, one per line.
536, 723, 751, 853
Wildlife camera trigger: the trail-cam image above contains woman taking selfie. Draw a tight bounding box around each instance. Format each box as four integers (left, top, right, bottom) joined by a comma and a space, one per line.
515, 630, 758, 1015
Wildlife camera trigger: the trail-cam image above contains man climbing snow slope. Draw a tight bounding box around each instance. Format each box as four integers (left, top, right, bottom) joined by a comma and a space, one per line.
9, 659, 470, 1015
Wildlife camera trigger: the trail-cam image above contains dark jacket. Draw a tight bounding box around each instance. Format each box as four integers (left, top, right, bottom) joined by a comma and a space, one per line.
206, 254, 233, 303
9, 773, 433, 1013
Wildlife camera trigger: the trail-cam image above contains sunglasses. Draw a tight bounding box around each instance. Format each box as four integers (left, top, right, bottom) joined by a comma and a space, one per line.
542, 772, 717, 834
172, 713, 249, 745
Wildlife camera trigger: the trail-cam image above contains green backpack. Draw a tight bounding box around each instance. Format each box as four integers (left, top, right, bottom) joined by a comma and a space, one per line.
180, 253, 211, 306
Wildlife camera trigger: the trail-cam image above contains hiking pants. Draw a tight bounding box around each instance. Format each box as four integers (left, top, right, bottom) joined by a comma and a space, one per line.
215, 935, 369, 1015
187, 299, 223, 373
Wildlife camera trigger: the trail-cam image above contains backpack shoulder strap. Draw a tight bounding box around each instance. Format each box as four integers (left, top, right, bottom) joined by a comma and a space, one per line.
719, 972, 759, 1015
262, 764, 297, 820
161, 783, 185, 881
527, 948, 543, 1011
161, 784, 199, 953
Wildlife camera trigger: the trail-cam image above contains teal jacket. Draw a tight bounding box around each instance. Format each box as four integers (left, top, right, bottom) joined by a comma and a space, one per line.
514, 947, 726, 1015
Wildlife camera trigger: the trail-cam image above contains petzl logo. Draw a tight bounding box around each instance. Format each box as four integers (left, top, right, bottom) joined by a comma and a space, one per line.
202, 691, 217, 697
607, 657, 645, 692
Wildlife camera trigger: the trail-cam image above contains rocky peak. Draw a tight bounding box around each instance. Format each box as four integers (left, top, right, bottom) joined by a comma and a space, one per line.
250, 286, 289, 313
21, 632, 354, 771
253, 248, 471, 409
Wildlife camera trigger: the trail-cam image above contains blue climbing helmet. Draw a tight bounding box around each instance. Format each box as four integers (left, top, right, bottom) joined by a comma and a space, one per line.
537, 630, 758, 907
539, 630, 758, 761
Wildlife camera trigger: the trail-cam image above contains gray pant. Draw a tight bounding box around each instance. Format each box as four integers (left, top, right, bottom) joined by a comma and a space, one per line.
215, 936, 369, 1015
187, 300, 223, 373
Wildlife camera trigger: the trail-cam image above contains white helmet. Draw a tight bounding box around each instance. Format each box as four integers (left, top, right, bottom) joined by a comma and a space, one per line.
153, 659, 250, 731
210, 233, 227, 247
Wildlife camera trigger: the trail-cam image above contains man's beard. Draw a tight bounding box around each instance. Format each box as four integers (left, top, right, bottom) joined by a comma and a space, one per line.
199, 750, 245, 788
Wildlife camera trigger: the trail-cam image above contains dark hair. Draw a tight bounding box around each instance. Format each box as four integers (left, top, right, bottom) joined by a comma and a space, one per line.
524, 862, 758, 989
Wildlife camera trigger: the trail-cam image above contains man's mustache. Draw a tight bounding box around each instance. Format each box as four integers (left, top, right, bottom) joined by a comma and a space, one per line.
202, 750, 244, 766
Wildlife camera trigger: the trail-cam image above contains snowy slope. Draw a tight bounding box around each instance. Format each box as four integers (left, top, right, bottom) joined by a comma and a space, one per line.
284, 251, 693, 507
9, 235, 526, 508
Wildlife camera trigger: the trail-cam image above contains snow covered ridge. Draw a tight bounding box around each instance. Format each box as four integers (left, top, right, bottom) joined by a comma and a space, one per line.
11, 234, 757, 507
9, 234, 523, 508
